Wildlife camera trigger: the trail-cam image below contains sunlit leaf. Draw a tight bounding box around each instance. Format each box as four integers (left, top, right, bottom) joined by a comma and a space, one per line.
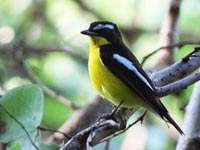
0, 84, 44, 150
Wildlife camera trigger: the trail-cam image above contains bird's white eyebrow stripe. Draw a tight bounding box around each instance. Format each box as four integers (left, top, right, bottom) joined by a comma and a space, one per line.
113, 54, 153, 90
93, 24, 114, 30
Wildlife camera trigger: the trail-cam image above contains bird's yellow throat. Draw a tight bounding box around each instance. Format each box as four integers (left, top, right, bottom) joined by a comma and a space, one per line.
89, 36, 110, 47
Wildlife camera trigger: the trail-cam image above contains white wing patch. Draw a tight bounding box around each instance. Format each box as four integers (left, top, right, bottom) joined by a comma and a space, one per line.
93, 24, 114, 31
113, 54, 153, 90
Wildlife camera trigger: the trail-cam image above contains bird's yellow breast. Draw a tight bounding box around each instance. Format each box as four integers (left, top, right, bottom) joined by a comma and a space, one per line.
88, 37, 141, 108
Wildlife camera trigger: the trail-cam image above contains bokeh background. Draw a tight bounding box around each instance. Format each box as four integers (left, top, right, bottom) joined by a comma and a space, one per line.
1, 0, 200, 149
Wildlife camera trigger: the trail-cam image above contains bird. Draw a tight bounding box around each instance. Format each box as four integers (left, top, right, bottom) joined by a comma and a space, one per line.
81, 21, 183, 135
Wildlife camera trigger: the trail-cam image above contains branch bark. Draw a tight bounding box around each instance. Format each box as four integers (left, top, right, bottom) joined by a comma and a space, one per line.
12, 47, 79, 110
176, 81, 200, 150
157, 0, 182, 66
0, 44, 87, 65
45, 96, 114, 145
151, 49, 200, 87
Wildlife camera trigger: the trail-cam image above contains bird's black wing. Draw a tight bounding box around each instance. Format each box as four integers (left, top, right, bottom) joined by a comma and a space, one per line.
100, 44, 183, 134
100, 44, 162, 112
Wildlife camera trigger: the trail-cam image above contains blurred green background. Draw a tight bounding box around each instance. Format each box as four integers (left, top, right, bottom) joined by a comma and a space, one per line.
0, 0, 200, 149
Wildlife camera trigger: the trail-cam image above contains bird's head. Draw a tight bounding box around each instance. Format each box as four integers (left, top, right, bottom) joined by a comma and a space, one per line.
81, 21, 122, 45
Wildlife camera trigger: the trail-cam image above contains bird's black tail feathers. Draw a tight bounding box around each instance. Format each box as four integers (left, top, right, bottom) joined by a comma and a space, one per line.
145, 96, 184, 135
162, 112, 184, 135
156, 99, 184, 135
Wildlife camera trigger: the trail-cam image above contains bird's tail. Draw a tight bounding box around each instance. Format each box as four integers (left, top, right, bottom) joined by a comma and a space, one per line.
163, 112, 184, 135
152, 97, 184, 135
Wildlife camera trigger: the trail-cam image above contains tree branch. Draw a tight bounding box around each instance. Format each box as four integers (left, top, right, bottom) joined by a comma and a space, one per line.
176, 81, 200, 150
151, 49, 200, 87
156, 71, 200, 97
0, 44, 87, 65
45, 96, 114, 145
13, 48, 79, 110
142, 40, 200, 65
157, 0, 182, 65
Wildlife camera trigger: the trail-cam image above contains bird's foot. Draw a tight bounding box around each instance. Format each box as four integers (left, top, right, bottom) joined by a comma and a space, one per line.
96, 101, 124, 123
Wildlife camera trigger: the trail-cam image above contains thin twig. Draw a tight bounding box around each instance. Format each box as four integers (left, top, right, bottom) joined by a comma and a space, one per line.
0, 44, 87, 65
104, 140, 110, 150
182, 47, 200, 62
14, 48, 79, 110
142, 41, 200, 65
23, 62, 79, 110
96, 110, 147, 144
151, 47, 200, 87
38, 126, 71, 139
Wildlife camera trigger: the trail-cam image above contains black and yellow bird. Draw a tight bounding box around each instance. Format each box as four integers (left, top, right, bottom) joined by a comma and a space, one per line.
81, 21, 183, 134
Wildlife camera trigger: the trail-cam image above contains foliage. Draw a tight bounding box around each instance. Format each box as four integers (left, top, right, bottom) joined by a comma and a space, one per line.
0, 85, 56, 149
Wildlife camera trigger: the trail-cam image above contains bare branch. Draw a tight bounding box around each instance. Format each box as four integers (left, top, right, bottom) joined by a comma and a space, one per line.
62, 107, 137, 150
22, 63, 78, 110
13, 48, 79, 110
45, 97, 113, 145
142, 41, 200, 65
0, 44, 87, 65
176, 81, 200, 150
156, 71, 200, 97
151, 49, 200, 87
157, 0, 182, 65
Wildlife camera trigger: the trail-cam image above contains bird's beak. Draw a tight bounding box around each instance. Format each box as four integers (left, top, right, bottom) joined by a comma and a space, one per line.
81, 30, 98, 36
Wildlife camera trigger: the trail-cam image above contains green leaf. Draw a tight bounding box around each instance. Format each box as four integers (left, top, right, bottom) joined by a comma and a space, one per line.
0, 84, 44, 150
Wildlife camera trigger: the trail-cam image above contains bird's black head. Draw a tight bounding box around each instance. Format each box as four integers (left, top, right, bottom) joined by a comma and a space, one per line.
81, 21, 122, 42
